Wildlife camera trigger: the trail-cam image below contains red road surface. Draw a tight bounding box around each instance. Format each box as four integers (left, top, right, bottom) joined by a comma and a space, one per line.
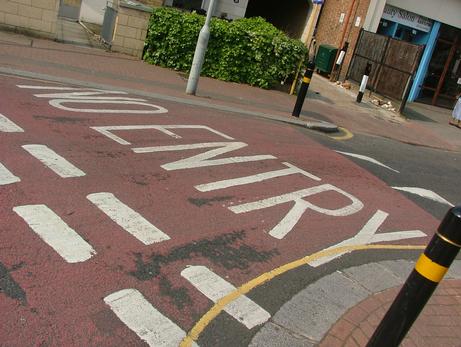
0, 75, 438, 346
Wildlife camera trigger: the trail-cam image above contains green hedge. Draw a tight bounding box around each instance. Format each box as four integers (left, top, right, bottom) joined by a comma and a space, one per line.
144, 7, 308, 89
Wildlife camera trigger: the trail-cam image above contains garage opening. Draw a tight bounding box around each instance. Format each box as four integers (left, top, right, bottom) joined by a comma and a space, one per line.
245, 0, 310, 39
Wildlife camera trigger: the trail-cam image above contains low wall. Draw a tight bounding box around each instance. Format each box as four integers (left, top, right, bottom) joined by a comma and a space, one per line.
0, 0, 60, 38
111, 0, 159, 58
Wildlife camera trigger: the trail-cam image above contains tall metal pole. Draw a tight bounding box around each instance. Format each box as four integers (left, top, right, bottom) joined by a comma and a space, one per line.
186, 0, 217, 95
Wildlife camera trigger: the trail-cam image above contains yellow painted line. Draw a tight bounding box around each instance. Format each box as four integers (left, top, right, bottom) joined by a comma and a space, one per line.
180, 244, 425, 346
329, 127, 353, 140
415, 253, 448, 283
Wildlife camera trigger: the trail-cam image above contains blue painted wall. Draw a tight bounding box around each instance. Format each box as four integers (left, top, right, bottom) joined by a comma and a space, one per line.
408, 21, 441, 102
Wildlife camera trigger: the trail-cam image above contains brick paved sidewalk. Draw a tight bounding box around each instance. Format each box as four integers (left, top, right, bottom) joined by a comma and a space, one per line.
320, 279, 461, 347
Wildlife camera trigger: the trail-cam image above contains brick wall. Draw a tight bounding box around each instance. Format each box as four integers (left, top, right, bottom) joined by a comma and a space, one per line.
0, 0, 59, 38
315, 0, 371, 80
111, 3, 154, 59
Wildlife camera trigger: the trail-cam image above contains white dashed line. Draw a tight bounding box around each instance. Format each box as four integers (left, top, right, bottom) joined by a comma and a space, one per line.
181, 266, 271, 329
104, 289, 198, 347
22, 144, 85, 178
0, 162, 20, 185
0, 113, 24, 132
87, 192, 170, 245
392, 186, 454, 207
335, 151, 400, 173
13, 204, 96, 263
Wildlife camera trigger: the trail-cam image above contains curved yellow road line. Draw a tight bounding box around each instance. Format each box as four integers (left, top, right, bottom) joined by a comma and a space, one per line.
329, 127, 354, 140
180, 244, 425, 347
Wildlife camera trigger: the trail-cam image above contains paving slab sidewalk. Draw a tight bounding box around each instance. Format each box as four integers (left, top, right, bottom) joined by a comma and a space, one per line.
251, 260, 461, 347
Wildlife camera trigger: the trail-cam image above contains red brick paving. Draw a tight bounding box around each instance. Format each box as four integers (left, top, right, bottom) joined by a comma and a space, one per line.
319, 280, 461, 346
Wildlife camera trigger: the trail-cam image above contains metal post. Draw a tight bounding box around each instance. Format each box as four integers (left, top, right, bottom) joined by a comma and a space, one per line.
292, 61, 316, 118
356, 62, 372, 103
330, 42, 349, 82
367, 206, 461, 347
186, 0, 217, 95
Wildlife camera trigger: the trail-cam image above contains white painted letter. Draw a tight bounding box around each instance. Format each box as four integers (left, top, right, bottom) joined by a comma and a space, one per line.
91, 125, 234, 146
195, 162, 321, 192
310, 210, 426, 267
133, 142, 276, 171
229, 184, 364, 239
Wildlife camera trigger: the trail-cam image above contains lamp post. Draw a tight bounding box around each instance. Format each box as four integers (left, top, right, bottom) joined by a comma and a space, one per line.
186, 0, 217, 95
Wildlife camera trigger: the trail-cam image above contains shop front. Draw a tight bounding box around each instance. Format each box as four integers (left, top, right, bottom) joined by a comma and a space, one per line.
371, 2, 461, 109
417, 24, 461, 108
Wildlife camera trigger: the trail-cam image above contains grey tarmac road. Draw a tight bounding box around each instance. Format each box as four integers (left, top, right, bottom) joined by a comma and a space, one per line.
303, 128, 461, 220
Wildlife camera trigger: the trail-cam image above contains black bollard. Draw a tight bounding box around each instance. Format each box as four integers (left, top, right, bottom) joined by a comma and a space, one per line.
292, 61, 316, 118
356, 62, 372, 103
367, 206, 461, 347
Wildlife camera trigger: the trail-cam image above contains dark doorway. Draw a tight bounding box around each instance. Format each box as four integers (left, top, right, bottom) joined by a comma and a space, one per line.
245, 0, 310, 39
418, 24, 461, 108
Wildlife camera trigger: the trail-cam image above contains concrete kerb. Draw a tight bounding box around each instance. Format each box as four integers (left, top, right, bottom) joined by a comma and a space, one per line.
0, 67, 339, 134
249, 259, 461, 347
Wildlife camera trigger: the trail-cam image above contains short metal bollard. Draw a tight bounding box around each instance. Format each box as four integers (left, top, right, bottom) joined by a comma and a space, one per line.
292, 61, 316, 118
330, 41, 349, 82
356, 62, 372, 103
367, 206, 461, 347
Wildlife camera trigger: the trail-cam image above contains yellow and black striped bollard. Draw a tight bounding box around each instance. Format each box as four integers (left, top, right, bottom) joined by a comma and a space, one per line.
367, 206, 461, 347
292, 61, 316, 118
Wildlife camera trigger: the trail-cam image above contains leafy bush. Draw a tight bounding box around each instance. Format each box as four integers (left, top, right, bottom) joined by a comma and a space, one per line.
144, 7, 307, 89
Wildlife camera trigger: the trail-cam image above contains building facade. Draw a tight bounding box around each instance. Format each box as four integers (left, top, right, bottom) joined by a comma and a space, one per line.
314, 0, 461, 108
314, 0, 372, 81
375, 0, 461, 107
164, 0, 315, 40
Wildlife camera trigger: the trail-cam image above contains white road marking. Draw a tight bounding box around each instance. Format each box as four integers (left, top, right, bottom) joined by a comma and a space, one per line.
229, 184, 363, 239
310, 209, 426, 267
87, 192, 170, 244
91, 125, 234, 146
16, 85, 168, 114
195, 162, 321, 192
133, 142, 276, 171
181, 266, 271, 329
335, 150, 400, 173
17, 85, 131, 98
0, 162, 20, 185
48, 99, 168, 114
104, 289, 198, 347
0, 113, 24, 132
13, 204, 96, 263
17, 85, 88, 90
392, 186, 454, 207
22, 144, 85, 178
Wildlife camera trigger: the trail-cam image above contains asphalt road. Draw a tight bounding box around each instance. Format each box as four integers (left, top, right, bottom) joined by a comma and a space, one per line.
304, 128, 460, 220
0, 73, 451, 346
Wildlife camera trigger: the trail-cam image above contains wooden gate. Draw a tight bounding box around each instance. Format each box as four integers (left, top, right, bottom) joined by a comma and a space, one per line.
347, 30, 424, 100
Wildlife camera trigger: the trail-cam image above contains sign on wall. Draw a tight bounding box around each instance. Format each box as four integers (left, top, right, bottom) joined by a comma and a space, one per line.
382, 4, 433, 33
